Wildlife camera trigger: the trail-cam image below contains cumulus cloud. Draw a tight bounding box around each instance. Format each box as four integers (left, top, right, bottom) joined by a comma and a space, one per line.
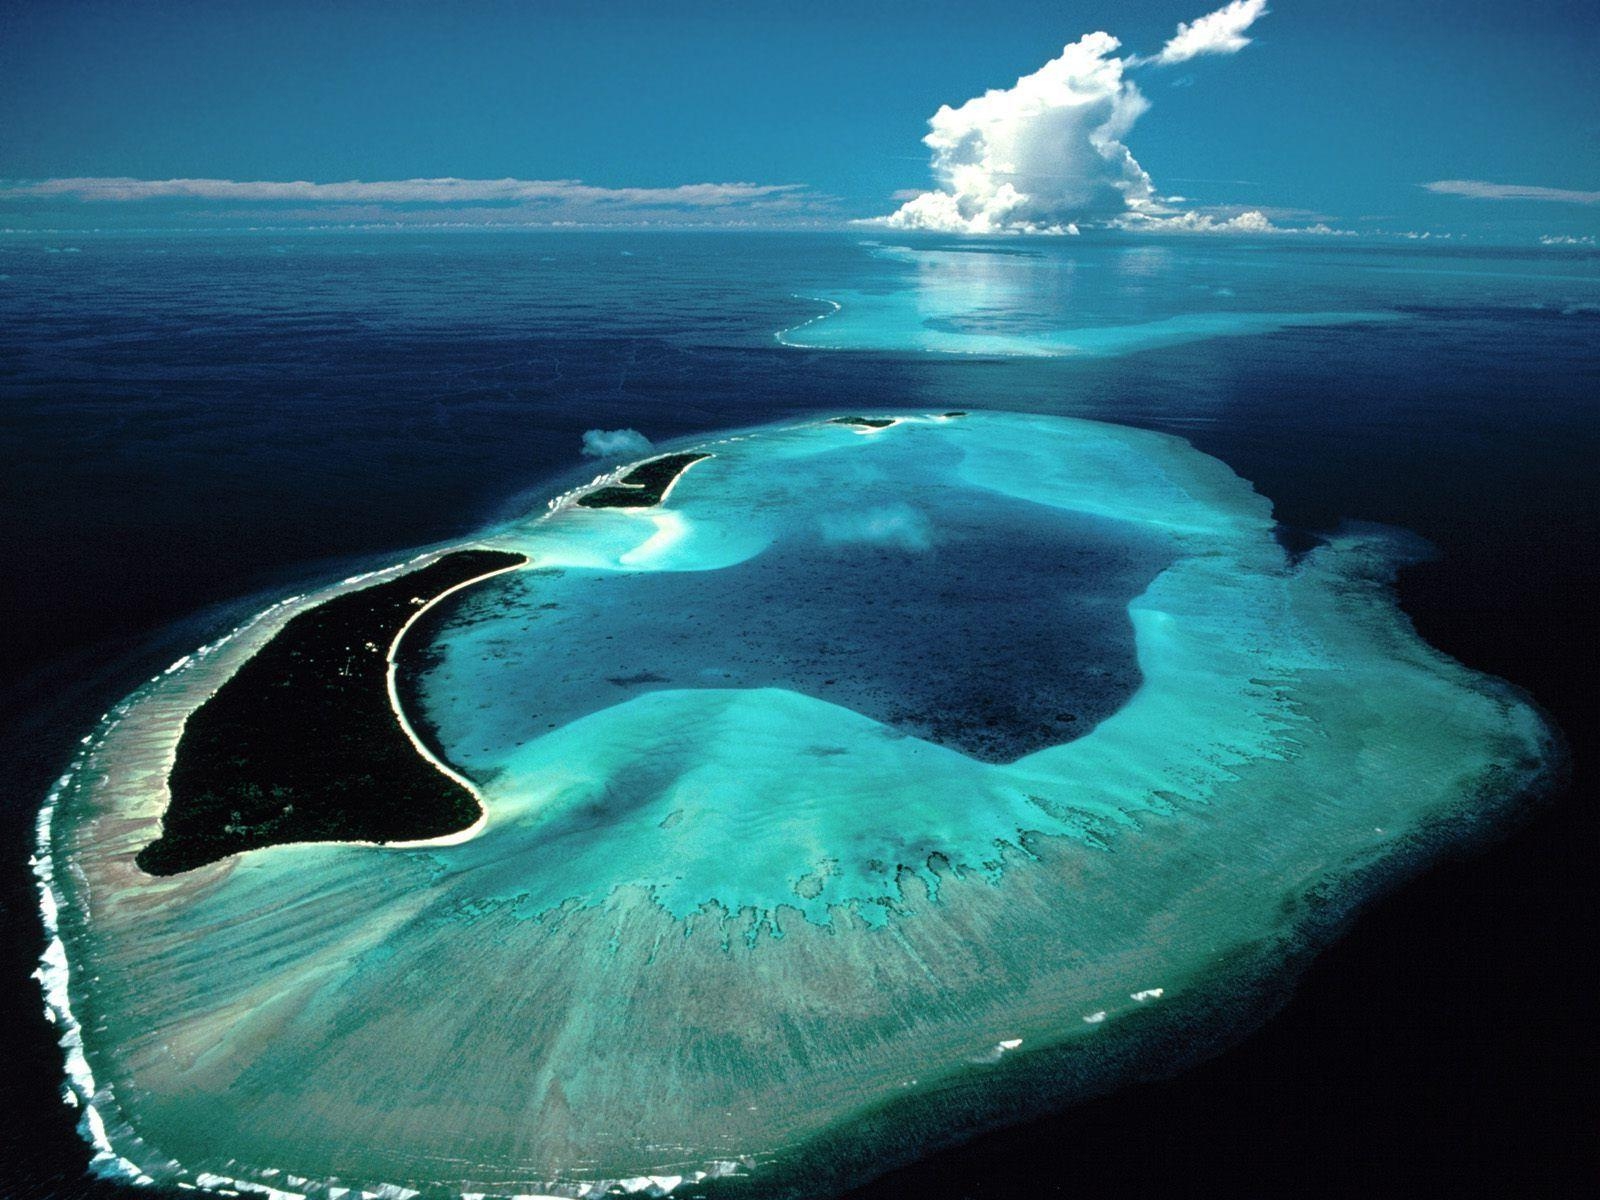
882, 3, 1301, 237
1423, 179, 1600, 205
884, 31, 1155, 235
581, 428, 654, 460
1145, 0, 1270, 66
1117, 208, 1351, 236
1125, 208, 1274, 234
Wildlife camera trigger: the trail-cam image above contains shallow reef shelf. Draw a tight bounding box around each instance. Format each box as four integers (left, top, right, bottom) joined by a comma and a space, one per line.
39, 411, 1556, 1200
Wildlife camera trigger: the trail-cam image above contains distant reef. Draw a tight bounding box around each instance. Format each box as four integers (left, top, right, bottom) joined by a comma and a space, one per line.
138, 548, 526, 875
829, 416, 898, 428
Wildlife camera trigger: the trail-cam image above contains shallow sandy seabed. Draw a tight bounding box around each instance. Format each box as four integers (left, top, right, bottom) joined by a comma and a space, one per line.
775, 243, 1402, 358
39, 412, 1555, 1199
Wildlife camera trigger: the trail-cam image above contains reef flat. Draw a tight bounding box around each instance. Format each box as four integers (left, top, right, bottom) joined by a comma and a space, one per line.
39, 413, 1555, 1199
139, 549, 526, 874
777, 245, 1402, 358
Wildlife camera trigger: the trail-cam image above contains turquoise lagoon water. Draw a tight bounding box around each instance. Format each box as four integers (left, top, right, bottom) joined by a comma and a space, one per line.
41, 401, 1556, 1198
777, 242, 1404, 356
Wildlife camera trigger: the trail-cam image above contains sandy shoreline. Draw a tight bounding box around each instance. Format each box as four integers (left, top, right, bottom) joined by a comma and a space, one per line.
379, 557, 529, 850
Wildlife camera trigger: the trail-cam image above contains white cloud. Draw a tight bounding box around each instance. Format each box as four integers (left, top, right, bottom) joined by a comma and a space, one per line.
0, 176, 806, 206
881, 5, 1308, 237
581, 428, 655, 460
1368, 228, 1455, 240
1130, 209, 1274, 233
1146, 0, 1270, 66
1116, 208, 1351, 236
884, 31, 1155, 235
1423, 179, 1600, 205
0, 176, 834, 227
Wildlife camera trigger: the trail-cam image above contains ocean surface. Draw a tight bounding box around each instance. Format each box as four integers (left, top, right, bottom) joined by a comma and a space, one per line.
2, 231, 1596, 1197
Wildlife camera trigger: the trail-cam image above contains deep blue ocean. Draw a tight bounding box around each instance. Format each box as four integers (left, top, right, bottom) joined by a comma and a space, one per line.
1, 231, 1596, 1197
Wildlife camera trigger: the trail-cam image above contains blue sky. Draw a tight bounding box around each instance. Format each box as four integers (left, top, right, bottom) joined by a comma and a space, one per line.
1, 0, 1595, 240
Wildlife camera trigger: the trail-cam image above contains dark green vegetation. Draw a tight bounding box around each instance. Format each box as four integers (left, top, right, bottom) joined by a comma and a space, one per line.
830, 416, 897, 428
138, 549, 526, 876
577, 453, 710, 509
